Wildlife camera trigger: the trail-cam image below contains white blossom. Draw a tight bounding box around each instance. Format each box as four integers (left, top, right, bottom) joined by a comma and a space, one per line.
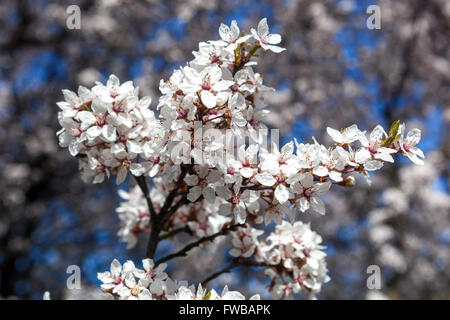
251, 18, 286, 53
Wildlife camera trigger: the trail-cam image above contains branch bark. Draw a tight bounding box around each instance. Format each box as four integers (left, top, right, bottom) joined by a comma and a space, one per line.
158, 226, 191, 241
154, 223, 246, 266
201, 258, 279, 285
133, 175, 156, 219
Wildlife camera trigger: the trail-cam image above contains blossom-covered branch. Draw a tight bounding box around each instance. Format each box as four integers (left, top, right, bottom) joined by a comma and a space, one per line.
54, 18, 424, 300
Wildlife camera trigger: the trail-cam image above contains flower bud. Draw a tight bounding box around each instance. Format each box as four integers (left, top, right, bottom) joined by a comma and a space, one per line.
342, 175, 356, 188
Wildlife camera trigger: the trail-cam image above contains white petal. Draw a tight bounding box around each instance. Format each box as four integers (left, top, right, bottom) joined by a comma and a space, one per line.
266, 33, 281, 44
326, 127, 343, 143
313, 166, 328, 177
91, 98, 108, 116
202, 187, 216, 203
110, 259, 122, 275
219, 23, 230, 41
355, 148, 371, 163
102, 125, 117, 142
187, 186, 202, 202
86, 126, 102, 139
314, 181, 332, 195
364, 160, 384, 171
229, 248, 241, 257
129, 163, 146, 176
267, 45, 286, 53
240, 167, 254, 178
257, 18, 269, 37
107, 75, 120, 88
212, 80, 233, 92
370, 125, 386, 144
142, 259, 154, 272
406, 129, 421, 145
255, 172, 276, 186
201, 91, 217, 108
275, 184, 289, 204
116, 167, 128, 185
300, 172, 313, 188
281, 141, 294, 155
150, 280, 164, 296
77, 111, 96, 126
329, 171, 343, 182
310, 197, 326, 215
298, 197, 310, 212
407, 153, 424, 165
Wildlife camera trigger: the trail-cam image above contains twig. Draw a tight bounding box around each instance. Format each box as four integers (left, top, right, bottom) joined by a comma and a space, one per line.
201, 258, 279, 285
201, 259, 239, 285
240, 185, 273, 191
133, 175, 156, 219
154, 223, 246, 266
158, 226, 190, 241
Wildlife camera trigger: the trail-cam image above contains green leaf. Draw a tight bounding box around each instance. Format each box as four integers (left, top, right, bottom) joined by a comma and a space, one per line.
203, 291, 212, 300
382, 120, 400, 146
389, 120, 400, 137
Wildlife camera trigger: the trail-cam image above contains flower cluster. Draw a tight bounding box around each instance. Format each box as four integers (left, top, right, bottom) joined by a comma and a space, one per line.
116, 186, 151, 248
56, 76, 166, 184
230, 221, 330, 299
97, 258, 259, 300
97, 258, 168, 300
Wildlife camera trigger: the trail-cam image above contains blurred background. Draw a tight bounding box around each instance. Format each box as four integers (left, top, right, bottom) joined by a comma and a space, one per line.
0, 0, 449, 300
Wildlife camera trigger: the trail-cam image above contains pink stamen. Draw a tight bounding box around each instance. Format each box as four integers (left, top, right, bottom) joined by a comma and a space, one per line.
403, 143, 411, 152
368, 145, 378, 154
303, 188, 313, 199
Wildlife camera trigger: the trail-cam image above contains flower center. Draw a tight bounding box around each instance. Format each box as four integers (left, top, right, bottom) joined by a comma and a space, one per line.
303, 187, 313, 199
210, 55, 220, 64
178, 108, 188, 119
403, 142, 411, 152
368, 144, 378, 154
249, 119, 259, 128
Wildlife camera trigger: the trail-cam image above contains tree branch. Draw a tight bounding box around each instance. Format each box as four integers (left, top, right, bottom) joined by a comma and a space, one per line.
133, 175, 156, 219
201, 258, 279, 285
154, 223, 246, 266
201, 260, 239, 285
144, 166, 189, 259
158, 226, 191, 241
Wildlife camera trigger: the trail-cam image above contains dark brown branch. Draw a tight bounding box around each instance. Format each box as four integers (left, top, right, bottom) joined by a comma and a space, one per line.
133, 175, 156, 219
146, 228, 161, 259
159, 196, 189, 227
154, 223, 246, 266
201, 258, 279, 285
158, 226, 190, 241
201, 259, 239, 285
145, 166, 189, 259
240, 185, 273, 191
